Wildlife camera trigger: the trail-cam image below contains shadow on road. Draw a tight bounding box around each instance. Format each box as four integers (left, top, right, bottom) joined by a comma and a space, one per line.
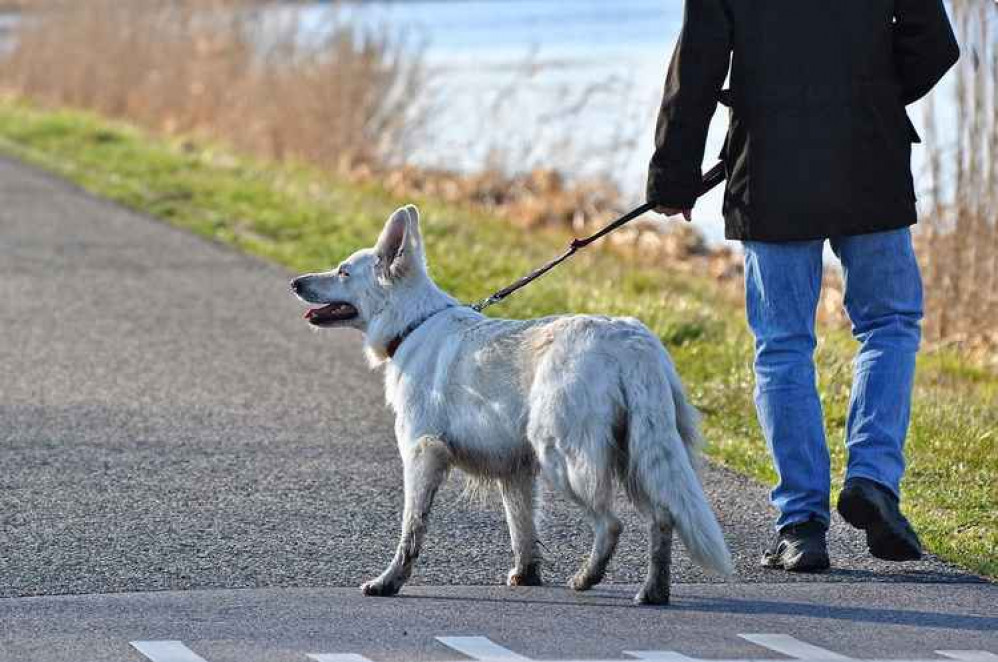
395, 585, 997, 632
677, 596, 997, 632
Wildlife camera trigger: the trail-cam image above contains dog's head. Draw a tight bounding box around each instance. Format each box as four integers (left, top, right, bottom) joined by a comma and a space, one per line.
291, 204, 428, 333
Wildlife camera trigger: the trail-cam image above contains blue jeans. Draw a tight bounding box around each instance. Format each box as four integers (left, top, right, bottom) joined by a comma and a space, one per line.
743, 228, 923, 530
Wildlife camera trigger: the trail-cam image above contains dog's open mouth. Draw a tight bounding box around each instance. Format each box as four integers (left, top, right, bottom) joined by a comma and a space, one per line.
304, 302, 359, 326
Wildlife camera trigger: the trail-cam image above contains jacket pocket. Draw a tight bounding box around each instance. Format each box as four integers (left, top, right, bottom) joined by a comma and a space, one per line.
720, 109, 750, 212
717, 89, 736, 162
861, 96, 917, 202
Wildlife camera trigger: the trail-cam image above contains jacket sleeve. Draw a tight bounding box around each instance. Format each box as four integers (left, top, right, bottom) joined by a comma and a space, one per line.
893, 0, 960, 105
647, 0, 732, 209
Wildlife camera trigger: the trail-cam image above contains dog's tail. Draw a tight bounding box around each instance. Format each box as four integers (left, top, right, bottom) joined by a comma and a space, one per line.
624, 350, 733, 577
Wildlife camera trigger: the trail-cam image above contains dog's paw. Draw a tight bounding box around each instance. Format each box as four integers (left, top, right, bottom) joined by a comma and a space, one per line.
568, 572, 596, 592
360, 578, 401, 597
633, 585, 670, 606
507, 566, 543, 587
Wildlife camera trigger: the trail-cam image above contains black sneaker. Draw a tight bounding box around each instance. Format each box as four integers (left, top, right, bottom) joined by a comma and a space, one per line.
837, 477, 922, 561
760, 519, 831, 572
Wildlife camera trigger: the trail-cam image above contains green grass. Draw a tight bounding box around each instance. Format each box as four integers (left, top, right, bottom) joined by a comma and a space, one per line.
0, 99, 994, 578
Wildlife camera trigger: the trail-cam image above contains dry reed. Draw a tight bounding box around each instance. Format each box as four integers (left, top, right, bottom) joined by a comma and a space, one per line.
917, 0, 998, 364
0, 0, 427, 172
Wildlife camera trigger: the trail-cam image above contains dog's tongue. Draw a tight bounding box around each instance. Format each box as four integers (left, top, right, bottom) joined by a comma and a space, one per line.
303, 306, 327, 320
303, 302, 358, 323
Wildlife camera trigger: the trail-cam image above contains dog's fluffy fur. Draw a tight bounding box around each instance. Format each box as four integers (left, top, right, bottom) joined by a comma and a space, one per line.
292, 205, 732, 605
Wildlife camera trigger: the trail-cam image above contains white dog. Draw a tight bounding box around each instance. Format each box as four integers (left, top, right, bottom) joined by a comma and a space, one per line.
291, 205, 732, 605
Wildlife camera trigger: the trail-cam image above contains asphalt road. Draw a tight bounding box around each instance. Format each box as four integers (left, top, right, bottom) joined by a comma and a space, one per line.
0, 155, 994, 661
3, 584, 997, 662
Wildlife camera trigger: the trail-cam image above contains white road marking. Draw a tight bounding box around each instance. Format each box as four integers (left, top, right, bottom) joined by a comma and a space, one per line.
131, 635, 996, 662
937, 653, 998, 662
130, 641, 210, 662
624, 652, 698, 661
739, 634, 854, 661
436, 636, 531, 661
617, 659, 997, 662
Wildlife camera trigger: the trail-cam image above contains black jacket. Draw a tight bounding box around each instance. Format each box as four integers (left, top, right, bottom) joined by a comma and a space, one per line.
647, 0, 960, 241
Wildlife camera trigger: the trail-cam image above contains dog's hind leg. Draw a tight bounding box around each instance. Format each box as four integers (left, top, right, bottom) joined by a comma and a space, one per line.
500, 472, 542, 586
567, 475, 621, 592
635, 515, 673, 605
361, 436, 451, 597
532, 430, 620, 592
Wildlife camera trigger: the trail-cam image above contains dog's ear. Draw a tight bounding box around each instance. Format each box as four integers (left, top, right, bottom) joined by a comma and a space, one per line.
375, 205, 423, 279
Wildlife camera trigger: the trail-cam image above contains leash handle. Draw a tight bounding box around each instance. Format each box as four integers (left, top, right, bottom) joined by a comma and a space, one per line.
471, 162, 726, 313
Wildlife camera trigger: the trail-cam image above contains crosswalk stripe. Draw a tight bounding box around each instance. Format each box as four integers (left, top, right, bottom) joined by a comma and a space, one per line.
130, 641, 210, 662
624, 652, 698, 661
128, 635, 996, 662
739, 634, 853, 660
436, 636, 531, 661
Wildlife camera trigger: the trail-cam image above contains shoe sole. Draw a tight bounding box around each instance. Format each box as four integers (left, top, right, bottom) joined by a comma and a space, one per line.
837, 489, 922, 562
760, 552, 830, 573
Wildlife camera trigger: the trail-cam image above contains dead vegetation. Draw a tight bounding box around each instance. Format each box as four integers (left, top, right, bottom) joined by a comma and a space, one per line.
0, 0, 426, 172
916, 0, 997, 366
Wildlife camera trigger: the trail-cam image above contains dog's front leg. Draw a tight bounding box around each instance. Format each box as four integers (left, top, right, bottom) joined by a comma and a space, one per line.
361, 435, 451, 597
500, 473, 542, 586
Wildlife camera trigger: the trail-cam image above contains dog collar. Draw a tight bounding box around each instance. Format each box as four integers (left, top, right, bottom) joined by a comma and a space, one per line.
385, 305, 457, 360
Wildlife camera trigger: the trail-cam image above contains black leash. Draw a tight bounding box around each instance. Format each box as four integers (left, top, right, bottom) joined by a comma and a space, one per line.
470, 162, 727, 313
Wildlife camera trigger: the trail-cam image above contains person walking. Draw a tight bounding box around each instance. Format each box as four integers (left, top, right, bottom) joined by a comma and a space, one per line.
648, 0, 959, 571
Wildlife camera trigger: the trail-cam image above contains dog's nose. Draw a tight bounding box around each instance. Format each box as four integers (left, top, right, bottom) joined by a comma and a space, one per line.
290, 277, 304, 295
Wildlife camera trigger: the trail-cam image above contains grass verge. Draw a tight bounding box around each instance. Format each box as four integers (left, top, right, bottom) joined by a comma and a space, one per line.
0, 99, 994, 578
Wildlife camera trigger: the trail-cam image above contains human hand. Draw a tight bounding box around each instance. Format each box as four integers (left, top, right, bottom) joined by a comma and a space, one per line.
654, 206, 692, 222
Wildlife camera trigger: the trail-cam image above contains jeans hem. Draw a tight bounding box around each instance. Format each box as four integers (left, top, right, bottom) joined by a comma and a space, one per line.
775, 511, 831, 532
843, 471, 901, 500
